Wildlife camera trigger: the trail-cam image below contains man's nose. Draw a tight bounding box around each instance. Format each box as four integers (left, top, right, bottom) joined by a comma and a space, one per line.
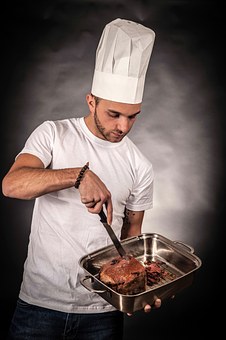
117, 117, 130, 132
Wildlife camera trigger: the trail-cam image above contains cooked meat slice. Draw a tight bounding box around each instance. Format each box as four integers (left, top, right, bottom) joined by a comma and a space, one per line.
99, 256, 146, 295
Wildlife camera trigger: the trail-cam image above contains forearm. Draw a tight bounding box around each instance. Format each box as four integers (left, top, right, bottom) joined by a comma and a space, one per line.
120, 209, 144, 240
2, 166, 81, 200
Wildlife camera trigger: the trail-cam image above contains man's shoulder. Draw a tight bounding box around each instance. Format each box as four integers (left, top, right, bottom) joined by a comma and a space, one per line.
124, 136, 143, 154
52, 117, 81, 125
49, 117, 83, 129
124, 137, 153, 167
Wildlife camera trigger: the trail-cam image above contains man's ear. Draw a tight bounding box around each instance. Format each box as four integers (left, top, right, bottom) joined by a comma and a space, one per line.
86, 94, 96, 114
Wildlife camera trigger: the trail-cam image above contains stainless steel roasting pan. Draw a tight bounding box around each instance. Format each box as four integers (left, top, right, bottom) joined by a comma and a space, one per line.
79, 233, 202, 314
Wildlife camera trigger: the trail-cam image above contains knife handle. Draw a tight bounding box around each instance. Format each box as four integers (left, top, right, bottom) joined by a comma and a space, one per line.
99, 208, 107, 223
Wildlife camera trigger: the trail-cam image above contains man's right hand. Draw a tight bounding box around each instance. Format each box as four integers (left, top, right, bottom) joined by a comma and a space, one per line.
79, 169, 113, 225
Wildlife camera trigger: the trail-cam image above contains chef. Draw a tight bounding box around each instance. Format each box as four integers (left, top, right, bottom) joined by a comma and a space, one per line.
2, 18, 161, 339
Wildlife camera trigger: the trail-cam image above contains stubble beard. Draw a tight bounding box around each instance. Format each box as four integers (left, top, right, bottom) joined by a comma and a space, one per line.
94, 109, 109, 140
94, 109, 125, 143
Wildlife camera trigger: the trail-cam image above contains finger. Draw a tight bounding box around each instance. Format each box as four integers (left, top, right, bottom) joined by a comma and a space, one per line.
86, 198, 102, 208
144, 304, 152, 313
87, 200, 103, 213
105, 199, 113, 225
85, 201, 96, 208
154, 298, 161, 308
81, 198, 93, 204
127, 313, 133, 317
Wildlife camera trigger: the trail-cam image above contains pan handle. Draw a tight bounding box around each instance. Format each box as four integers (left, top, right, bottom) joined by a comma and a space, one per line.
80, 276, 106, 294
173, 241, 194, 253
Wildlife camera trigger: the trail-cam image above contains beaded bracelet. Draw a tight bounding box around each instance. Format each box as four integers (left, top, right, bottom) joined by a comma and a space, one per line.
74, 162, 89, 189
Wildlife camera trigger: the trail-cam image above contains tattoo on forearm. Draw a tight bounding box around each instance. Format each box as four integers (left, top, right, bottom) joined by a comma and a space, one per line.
121, 209, 133, 238
124, 208, 130, 225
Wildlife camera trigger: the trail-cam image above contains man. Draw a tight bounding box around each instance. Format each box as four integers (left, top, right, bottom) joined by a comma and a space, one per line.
2, 18, 161, 339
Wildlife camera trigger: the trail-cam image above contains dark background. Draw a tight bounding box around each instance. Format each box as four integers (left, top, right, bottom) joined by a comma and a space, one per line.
1, 0, 224, 338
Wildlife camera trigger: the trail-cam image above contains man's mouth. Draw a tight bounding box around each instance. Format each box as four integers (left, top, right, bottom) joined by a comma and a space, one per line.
112, 131, 123, 138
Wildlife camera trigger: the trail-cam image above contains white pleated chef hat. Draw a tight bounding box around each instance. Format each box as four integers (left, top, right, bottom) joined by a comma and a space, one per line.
91, 18, 155, 104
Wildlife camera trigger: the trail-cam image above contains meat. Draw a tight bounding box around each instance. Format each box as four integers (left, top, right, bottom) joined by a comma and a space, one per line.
144, 260, 176, 286
99, 256, 174, 294
99, 255, 146, 295
144, 260, 167, 285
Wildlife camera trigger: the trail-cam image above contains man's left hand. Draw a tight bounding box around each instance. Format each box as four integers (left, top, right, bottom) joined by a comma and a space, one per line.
126, 298, 161, 316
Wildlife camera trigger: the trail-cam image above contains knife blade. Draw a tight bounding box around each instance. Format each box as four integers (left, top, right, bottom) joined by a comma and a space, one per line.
98, 208, 127, 258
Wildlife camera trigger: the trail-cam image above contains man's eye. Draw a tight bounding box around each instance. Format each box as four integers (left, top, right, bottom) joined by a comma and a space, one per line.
109, 113, 119, 118
129, 115, 137, 120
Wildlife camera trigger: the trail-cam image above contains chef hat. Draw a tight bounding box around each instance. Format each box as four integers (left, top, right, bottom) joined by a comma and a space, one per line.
91, 18, 155, 104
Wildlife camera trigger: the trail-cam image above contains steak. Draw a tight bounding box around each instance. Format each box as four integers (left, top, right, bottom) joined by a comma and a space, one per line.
144, 259, 176, 286
99, 257, 174, 294
99, 255, 146, 295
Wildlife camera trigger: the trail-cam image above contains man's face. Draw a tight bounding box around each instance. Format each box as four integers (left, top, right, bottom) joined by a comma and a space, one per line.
87, 95, 141, 143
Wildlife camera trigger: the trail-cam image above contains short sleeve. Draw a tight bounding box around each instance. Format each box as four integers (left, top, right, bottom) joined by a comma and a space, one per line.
16, 121, 55, 168
126, 160, 154, 211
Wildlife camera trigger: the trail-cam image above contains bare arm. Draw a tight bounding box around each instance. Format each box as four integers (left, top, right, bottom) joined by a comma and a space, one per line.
2, 153, 113, 223
2, 153, 84, 200
120, 208, 144, 240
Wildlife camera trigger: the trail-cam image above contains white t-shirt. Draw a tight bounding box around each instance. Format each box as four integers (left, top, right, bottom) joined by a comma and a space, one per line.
18, 117, 154, 313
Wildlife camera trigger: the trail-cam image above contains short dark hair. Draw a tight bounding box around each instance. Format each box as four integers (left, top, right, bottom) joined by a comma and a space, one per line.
91, 94, 101, 106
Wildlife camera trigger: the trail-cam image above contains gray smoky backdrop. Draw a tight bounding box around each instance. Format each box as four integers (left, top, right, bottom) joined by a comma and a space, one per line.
1, 0, 224, 338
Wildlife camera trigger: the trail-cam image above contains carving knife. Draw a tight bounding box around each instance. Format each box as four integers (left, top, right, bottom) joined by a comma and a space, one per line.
98, 208, 128, 258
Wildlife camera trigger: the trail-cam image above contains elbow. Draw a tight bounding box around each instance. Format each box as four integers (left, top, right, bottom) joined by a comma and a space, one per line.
2, 177, 31, 200
2, 177, 10, 197
2, 177, 16, 198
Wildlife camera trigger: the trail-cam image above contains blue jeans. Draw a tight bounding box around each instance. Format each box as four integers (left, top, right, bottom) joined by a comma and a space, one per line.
8, 299, 124, 339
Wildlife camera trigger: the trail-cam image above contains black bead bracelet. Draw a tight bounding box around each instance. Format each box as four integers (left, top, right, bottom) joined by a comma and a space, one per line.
74, 162, 89, 189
